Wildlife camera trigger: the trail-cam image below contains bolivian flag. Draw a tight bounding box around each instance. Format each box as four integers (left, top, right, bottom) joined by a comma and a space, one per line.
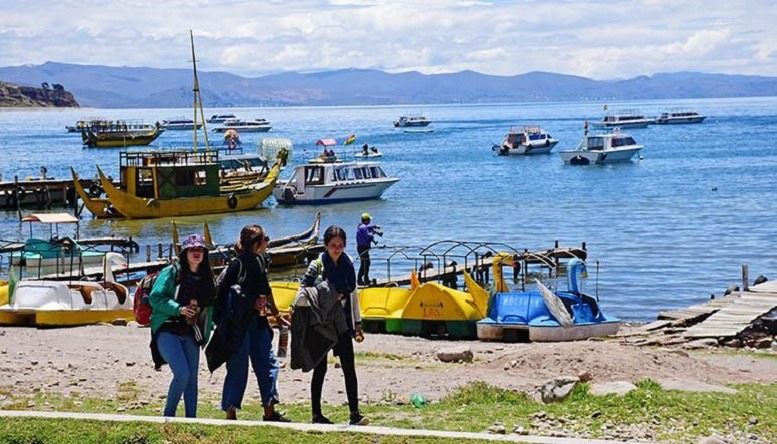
344, 134, 356, 145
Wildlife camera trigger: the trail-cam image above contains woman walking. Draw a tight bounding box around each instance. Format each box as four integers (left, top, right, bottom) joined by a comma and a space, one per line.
149, 233, 215, 418
212, 225, 290, 422
300, 225, 369, 425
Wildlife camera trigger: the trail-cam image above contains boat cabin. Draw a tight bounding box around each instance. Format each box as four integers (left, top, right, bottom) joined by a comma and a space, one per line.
580, 134, 637, 151
118, 150, 221, 200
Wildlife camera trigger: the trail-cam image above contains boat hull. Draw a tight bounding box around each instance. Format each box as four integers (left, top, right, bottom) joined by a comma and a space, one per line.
494, 140, 558, 155
70, 168, 122, 218
559, 147, 642, 165
592, 121, 651, 129
654, 116, 706, 124
273, 178, 398, 205
214, 126, 271, 133
98, 164, 280, 218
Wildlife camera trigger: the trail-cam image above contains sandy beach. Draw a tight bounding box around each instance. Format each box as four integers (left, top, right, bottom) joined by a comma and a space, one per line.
1, 322, 775, 411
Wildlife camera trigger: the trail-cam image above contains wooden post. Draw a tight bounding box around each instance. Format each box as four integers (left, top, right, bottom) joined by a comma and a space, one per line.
742, 264, 749, 292
146, 245, 151, 262
582, 242, 587, 251
554, 240, 560, 276
169, 244, 174, 260
157, 243, 163, 260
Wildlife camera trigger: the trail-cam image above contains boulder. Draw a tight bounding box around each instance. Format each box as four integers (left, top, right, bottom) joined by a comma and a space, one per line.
540, 376, 579, 403
436, 346, 473, 363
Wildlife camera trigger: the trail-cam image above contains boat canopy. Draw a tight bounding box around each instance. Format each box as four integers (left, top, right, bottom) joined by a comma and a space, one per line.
21, 213, 79, 224
316, 139, 337, 147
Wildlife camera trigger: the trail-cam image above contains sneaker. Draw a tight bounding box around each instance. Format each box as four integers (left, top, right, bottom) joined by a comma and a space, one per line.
312, 413, 334, 424
349, 412, 370, 426
263, 411, 292, 423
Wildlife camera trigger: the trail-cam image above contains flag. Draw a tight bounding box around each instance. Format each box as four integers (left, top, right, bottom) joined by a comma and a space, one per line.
344, 134, 356, 146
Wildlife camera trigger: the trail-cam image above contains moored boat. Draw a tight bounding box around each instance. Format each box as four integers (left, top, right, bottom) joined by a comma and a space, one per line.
213, 118, 272, 133
492, 125, 558, 155
82, 120, 163, 148
654, 109, 707, 124
593, 110, 653, 129
161, 117, 203, 130
393, 115, 431, 128
558, 129, 644, 165
206, 113, 237, 124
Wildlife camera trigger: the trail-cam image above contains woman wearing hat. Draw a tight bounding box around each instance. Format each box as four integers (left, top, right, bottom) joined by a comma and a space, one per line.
149, 233, 216, 417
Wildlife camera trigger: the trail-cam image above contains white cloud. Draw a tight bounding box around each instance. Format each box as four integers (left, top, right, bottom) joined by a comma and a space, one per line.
0, 0, 776, 78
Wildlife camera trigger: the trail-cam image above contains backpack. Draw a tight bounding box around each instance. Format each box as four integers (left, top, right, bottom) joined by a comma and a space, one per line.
133, 264, 179, 327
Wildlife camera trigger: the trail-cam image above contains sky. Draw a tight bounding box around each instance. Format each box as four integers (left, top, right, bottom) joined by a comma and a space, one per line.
1, 0, 776, 80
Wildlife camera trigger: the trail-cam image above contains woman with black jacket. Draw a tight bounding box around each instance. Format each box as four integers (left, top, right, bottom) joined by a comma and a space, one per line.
210, 224, 290, 422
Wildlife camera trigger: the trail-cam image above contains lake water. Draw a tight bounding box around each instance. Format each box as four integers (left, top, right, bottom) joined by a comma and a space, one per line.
2, 97, 777, 321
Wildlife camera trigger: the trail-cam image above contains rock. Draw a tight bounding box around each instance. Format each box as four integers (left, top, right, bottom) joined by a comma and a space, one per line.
125, 361, 136, 367
591, 410, 602, 418
126, 321, 141, 328
334, 362, 341, 369
748, 416, 758, 425
512, 426, 529, 435
111, 319, 128, 326
578, 371, 593, 382
589, 381, 638, 397
539, 376, 579, 403
722, 338, 742, 348
487, 422, 506, 434
683, 338, 719, 350
754, 338, 772, 349
436, 346, 474, 363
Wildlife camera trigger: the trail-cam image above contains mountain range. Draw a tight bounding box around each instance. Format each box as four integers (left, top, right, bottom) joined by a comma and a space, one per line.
1, 61, 776, 108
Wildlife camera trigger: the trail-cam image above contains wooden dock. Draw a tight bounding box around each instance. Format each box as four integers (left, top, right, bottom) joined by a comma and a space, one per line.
683, 280, 777, 339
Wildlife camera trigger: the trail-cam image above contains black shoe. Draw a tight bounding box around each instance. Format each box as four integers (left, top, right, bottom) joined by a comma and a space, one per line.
263, 411, 292, 422
312, 413, 333, 424
349, 412, 369, 426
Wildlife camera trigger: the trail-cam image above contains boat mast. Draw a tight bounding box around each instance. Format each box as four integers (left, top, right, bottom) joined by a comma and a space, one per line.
190, 30, 209, 150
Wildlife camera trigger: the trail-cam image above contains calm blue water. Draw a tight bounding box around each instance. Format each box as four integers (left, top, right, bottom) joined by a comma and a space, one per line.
2, 97, 777, 321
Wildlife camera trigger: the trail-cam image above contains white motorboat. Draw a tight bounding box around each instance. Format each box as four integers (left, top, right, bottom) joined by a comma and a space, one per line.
354, 144, 383, 158
593, 110, 654, 129
161, 118, 203, 130
394, 115, 431, 128
206, 113, 237, 124
492, 125, 558, 155
654, 109, 707, 124
213, 118, 272, 133
273, 159, 399, 204
558, 130, 644, 165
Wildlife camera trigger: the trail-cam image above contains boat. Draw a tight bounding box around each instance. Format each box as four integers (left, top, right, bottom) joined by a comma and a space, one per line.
354, 144, 383, 158
0, 252, 134, 327
558, 129, 644, 165
476, 258, 620, 342
492, 125, 558, 155
213, 118, 272, 133
96, 149, 281, 219
206, 114, 237, 124
394, 115, 431, 128
161, 118, 203, 131
654, 109, 707, 125
272, 156, 399, 205
2, 213, 106, 279
592, 110, 654, 129
70, 168, 121, 218
82, 120, 163, 148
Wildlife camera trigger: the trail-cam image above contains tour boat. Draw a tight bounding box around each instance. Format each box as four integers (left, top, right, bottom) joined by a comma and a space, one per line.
558, 130, 644, 165
213, 118, 272, 133
393, 115, 431, 128
593, 110, 654, 129
492, 125, 558, 155
206, 113, 237, 124
654, 109, 707, 124
161, 118, 203, 130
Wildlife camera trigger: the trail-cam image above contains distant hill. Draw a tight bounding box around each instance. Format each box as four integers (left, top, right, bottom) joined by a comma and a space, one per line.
0, 79, 79, 107
1, 61, 776, 108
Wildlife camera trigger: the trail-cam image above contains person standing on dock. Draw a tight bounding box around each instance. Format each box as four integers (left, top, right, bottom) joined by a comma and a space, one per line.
356, 213, 381, 286
149, 233, 215, 418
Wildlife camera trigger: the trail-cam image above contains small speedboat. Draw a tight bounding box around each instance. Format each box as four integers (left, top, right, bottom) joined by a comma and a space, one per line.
213, 118, 272, 133
393, 115, 431, 128
558, 129, 643, 165
161, 118, 203, 130
355, 145, 383, 158
477, 259, 620, 342
492, 125, 558, 155
654, 109, 707, 124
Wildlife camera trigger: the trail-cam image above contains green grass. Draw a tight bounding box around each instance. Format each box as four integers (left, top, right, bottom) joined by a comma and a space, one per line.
0, 418, 488, 444
2, 380, 776, 442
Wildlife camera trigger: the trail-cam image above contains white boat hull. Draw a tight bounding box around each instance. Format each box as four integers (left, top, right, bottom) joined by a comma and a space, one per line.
655, 116, 706, 124
273, 178, 399, 204
214, 126, 271, 133
494, 140, 558, 155
559, 146, 642, 164
10, 255, 104, 278
476, 321, 620, 342
592, 121, 652, 129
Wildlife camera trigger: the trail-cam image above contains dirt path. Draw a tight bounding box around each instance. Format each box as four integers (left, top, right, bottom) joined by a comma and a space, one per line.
0, 324, 775, 408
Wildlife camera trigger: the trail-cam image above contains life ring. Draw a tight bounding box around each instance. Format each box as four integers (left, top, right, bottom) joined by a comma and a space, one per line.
88, 183, 102, 198
227, 193, 238, 209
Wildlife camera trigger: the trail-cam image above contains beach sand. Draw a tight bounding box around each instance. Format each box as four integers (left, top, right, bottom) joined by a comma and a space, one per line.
0, 323, 775, 409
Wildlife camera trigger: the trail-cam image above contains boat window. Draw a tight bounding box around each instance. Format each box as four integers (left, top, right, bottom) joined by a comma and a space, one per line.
353, 168, 363, 180
136, 168, 155, 198
369, 166, 385, 178
304, 166, 324, 185
362, 167, 371, 179
588, 137, 604, 151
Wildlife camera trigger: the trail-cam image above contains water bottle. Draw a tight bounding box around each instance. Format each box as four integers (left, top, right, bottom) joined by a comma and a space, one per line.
277, 325, 289, 358
410, 393, 426, 408
256, 295, 268, 317
186, 299, 199, 325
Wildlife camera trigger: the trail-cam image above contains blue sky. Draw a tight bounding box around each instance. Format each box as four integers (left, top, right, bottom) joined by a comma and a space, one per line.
1, 0, 775, 79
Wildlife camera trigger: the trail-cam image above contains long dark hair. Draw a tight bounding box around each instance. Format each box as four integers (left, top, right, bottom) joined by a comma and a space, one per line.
235, 224, 266, 254
323, 225, 346, 246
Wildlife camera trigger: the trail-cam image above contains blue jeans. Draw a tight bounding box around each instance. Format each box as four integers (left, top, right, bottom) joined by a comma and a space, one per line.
221, 316, 279, 411
157, 331, 200, 417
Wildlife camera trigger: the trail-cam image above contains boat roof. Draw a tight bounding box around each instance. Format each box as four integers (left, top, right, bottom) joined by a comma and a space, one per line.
21, 213, 79, 224
316, 138, 337, 146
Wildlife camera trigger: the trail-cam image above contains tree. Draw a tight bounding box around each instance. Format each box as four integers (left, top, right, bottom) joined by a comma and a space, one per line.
41, 82, 50, 90
52, 84, 65, 92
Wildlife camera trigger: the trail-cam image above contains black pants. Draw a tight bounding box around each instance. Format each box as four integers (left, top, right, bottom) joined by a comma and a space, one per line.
357, 245, 371, 285
311, 331, 358, 415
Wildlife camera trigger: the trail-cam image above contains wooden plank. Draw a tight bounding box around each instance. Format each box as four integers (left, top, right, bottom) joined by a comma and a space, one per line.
684, 289, 777, 339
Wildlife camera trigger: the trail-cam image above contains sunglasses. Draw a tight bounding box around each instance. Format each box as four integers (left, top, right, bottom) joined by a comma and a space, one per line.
254, 234, 270, 243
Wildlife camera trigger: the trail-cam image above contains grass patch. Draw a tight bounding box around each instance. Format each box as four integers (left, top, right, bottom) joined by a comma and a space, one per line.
2, 380, 776, 442
0, 418, 487, 444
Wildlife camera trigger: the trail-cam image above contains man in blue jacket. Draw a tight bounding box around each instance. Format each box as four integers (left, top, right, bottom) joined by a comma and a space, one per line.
356, 213, 380, 286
